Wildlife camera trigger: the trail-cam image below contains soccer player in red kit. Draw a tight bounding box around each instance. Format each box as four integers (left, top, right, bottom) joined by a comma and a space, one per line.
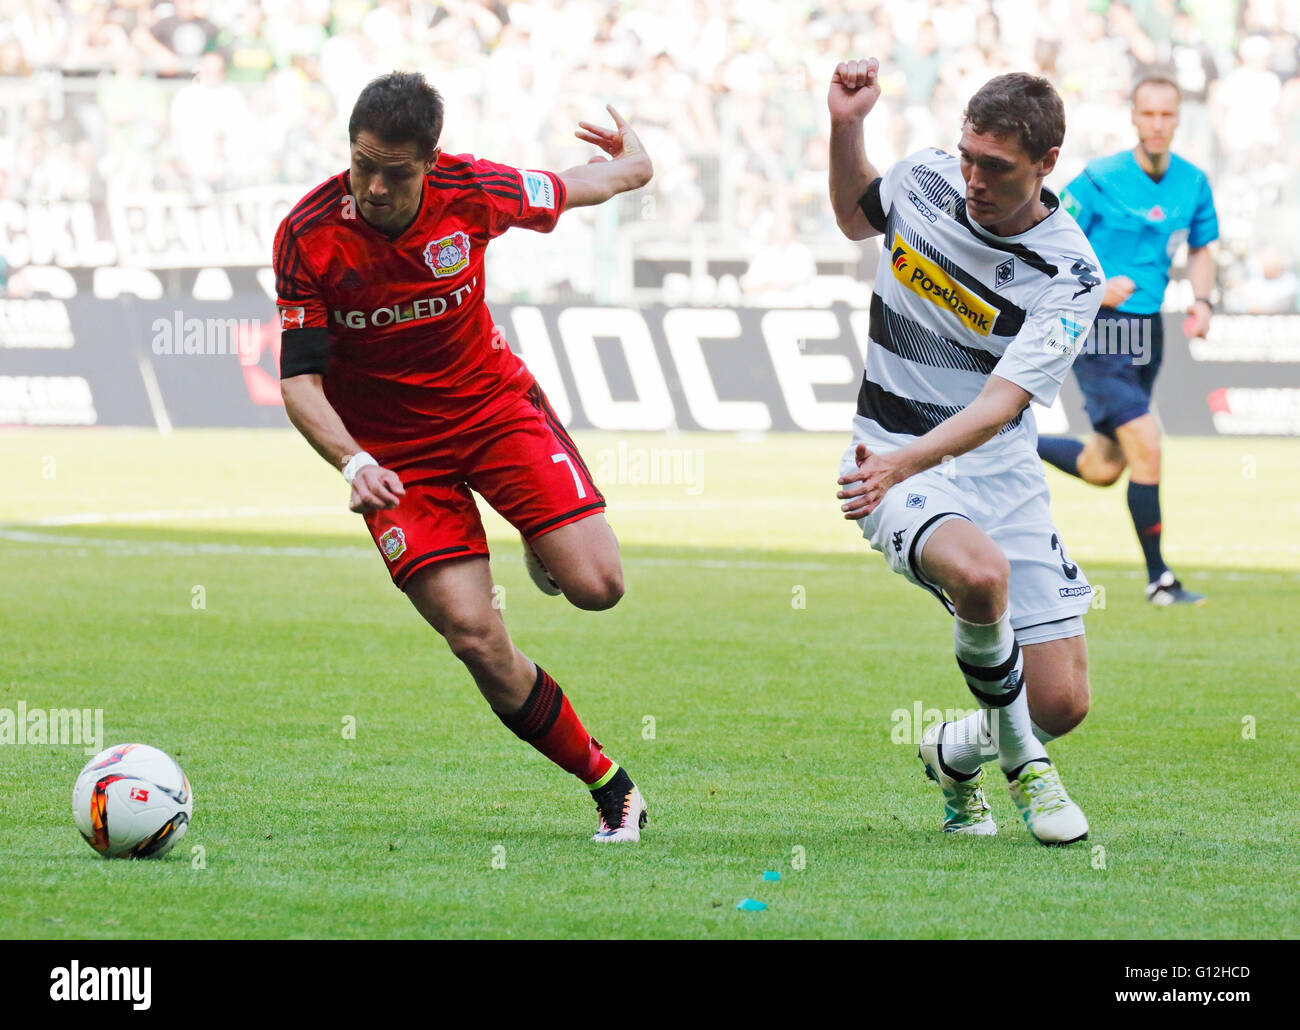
275, 72, 653, 842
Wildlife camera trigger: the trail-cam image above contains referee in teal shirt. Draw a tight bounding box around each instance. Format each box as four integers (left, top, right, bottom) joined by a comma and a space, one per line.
1039, 74, 1217, 605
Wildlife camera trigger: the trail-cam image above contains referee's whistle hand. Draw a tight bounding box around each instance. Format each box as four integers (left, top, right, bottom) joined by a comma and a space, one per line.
348, 465, 406, 514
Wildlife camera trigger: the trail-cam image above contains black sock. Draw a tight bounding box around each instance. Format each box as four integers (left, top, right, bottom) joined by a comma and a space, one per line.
1127, 480, 1168, 582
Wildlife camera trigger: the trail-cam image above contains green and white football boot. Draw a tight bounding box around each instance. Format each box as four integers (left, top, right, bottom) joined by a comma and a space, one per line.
1008, 759, 1089, 846
918, 722, 996, 836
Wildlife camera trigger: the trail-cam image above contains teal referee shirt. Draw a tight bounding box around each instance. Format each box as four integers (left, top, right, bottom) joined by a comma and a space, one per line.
1060, 150, 1218, 315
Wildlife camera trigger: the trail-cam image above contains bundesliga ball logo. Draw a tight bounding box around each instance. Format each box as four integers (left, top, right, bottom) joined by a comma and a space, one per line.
424, 231, 471, 278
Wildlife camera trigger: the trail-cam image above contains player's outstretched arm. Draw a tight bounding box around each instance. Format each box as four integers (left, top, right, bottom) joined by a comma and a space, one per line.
836, 376, 1032, 518
281, 374, 405, 514
828, 58, 885, 241
560, 105, 653, 210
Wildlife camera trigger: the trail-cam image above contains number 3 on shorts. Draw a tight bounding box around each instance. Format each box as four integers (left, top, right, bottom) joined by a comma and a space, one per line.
552, 452, 587, 499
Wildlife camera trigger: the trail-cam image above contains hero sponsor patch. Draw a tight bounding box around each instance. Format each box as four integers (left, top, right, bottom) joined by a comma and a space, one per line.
1045, 315, 1088, 357
522, 170, 556, 210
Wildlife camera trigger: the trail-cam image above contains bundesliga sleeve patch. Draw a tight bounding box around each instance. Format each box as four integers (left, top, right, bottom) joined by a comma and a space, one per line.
521, 170, 556, 210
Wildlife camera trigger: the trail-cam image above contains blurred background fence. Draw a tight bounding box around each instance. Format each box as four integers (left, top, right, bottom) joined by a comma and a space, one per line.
1, 0, 1298, 432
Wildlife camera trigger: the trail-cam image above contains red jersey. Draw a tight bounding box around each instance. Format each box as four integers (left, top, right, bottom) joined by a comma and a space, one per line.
273, 153, 566, 456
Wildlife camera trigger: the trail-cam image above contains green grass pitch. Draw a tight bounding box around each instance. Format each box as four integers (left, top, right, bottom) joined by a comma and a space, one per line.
1, 429, 1297, 939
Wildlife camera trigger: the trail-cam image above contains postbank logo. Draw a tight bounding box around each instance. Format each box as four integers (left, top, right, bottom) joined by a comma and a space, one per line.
889, 237, 996, 335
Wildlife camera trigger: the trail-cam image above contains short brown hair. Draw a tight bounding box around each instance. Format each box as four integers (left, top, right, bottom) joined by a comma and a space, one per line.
963, 73, 1066, 160
1131, 73, 1182, 105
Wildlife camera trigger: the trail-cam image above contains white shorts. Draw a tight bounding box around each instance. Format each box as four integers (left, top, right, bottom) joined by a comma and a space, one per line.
840, 443, 1092, 642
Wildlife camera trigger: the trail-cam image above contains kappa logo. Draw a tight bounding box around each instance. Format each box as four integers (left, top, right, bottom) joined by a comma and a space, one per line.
995, 258, 1015, 288
424, 231, 471, 278
905, 492, 927, 509
890, 237, 996, 335
1070, 257, 1101, 299
907, 190, 938, 223
892, 530, 905, 555
279, 306, 305, 330
378, 527, 407, 562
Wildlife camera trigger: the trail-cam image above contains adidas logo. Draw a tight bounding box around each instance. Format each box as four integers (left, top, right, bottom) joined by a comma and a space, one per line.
339, 268, 363, 290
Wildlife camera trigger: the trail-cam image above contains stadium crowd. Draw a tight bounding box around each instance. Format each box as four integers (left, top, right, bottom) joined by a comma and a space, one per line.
0, 0, 1297, 310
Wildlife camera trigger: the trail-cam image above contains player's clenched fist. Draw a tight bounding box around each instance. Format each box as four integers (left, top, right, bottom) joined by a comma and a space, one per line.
349, 464, 406, 514
829, 58, 882, 123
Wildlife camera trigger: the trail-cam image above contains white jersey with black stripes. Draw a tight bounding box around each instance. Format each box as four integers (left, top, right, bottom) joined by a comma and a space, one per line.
854, 147, 1105, 474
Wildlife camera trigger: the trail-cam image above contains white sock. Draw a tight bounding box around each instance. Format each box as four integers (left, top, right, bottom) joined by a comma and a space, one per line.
1032, 719, 1057, 745
940, 710, 994, 776
953, 609, 1048, 776
942, 696, 1062, 775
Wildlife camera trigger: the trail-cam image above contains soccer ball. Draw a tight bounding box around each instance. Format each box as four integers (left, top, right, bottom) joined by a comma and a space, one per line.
72, 744, 192, 859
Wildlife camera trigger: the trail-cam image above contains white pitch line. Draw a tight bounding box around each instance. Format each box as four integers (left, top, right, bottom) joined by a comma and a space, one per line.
1, 526, 1297, 580
30, 505, 343, 526
0, 527, 369, 559
22, 500, 830, 527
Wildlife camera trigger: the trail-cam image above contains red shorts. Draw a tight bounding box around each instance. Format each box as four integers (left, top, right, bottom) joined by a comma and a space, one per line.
362, 382, 605, 589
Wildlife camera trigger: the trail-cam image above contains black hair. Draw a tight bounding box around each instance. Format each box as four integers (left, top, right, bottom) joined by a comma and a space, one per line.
348, 71, 444, 157
963, 72, 1066, 160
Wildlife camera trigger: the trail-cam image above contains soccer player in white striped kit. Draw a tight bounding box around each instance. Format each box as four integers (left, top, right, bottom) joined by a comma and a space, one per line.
830, 59, 1103, 844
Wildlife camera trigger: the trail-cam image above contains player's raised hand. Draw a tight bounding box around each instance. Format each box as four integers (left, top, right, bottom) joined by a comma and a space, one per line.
836, 444, 903, 519
829, 58, 882, 123
575, 106, 653, 186
349, 464, 406, 514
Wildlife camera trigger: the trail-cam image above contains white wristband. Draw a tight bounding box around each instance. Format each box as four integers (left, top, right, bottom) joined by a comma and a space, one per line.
342, 451, 378, 485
